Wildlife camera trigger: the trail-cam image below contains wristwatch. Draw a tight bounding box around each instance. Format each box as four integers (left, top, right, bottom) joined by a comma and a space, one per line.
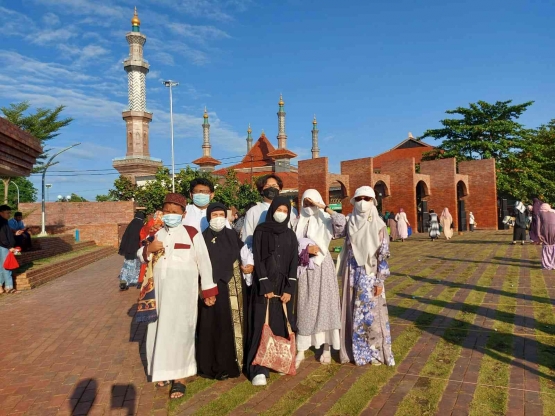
324, 205, 329, 211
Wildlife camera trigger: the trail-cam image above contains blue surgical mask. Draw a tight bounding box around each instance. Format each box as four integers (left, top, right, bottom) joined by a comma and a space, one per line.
162, 213, 182, 228
192, 193, 210, 207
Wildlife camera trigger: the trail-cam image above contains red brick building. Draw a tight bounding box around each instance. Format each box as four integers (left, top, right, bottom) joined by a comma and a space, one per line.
298, 135, 498, 231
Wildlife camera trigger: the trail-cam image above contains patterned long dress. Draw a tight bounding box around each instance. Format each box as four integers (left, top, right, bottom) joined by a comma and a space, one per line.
333, 214, 395, 366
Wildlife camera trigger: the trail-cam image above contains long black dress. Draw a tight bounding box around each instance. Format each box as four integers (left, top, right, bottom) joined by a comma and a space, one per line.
197, 207, 245, 380
513, 210, 527, 241
244, 197, 299, 381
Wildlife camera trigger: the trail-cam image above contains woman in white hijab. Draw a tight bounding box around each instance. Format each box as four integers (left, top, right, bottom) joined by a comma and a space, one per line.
294, 189, 342, 368
440, 208, 453, 240
334, 186, 395, 367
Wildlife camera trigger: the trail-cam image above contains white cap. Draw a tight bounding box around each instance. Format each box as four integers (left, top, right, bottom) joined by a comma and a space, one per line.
350, 186, 376, 205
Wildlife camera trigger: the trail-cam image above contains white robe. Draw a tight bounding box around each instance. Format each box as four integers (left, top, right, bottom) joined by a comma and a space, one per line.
241, 201, 298, 247
138, 225, 217, 382
182, 203, 231, 233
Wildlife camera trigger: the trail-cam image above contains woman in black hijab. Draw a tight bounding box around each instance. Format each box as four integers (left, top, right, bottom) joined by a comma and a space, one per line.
244, 196, 299, 386
197, 203, 245, 380
118, 211, 145, 290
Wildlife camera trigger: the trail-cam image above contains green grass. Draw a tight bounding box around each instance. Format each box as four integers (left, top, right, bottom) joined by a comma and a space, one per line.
14, 246, 103, 273
190, 373, 282, 416
394, 247, 505, 416
468, 257, 520, 416
167, 377, 216, 413
260, 364, 342, 415
529, 258, 555, 416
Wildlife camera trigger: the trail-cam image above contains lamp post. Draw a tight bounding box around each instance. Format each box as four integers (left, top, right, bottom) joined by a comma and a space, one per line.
162, 80, 178, 192
45, 184, 52, 202
10, 181, 20, 207
39, 143, 81, 236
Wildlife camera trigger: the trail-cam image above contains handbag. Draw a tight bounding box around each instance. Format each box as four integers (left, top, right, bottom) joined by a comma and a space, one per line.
3, 251, 19, 270
252, 299, 296, 375
407, 226, 412, 237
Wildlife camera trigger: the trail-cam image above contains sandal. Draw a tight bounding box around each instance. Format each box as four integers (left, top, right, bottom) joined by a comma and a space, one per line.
156, 381, 170, 388
170, 381, 186, 399
7, 289, 18, 294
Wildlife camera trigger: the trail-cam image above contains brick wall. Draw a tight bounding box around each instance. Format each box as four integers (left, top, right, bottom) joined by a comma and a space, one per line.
298, 158, 331, 205
76, 223, 126, 248
420, 158, 459, 229
341, 157, 375, 216
459, 159, 498, 230
381, 158, 418, 228
18, 201, 136, 227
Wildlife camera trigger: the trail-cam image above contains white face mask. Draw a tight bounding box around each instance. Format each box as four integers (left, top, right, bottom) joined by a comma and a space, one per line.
273, 211, 288, 223
355, 200, 372, 213
209, 217, 226, 232
303, 206, 317, 216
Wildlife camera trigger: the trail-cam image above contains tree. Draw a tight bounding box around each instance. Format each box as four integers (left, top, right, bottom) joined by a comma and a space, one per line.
213, 170, 261, 212
0, 177, 38, 208
521, 120, 555, 203
107, 176, 138, 201
1, 101, 73, 204
95, 194, 116, 202
69, 193, 87, 202
1, 101, 73, 166
419, 100, 539, 200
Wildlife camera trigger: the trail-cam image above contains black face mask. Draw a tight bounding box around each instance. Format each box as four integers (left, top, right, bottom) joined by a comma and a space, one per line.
262, 187, 280, 200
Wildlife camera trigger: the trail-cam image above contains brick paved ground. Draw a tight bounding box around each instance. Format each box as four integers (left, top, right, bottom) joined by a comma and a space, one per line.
0, 230, 553, 416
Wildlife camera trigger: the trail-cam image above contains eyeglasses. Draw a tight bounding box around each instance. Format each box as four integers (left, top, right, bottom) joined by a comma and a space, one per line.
355, 196, 373, 202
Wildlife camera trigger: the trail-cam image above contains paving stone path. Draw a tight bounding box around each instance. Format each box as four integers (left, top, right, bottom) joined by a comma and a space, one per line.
0, 230, 553, 415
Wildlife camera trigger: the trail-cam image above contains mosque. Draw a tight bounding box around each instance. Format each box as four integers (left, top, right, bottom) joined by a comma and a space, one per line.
113, 8, 499, 232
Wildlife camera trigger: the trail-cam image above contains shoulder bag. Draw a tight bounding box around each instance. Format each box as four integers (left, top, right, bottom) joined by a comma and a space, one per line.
252, 299, 296, 375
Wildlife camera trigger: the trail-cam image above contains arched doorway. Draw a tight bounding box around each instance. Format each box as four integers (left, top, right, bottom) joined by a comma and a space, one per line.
374, 181, 388, 215
416, 181, 429, 232
329, 181, 347, 213
457, 181, 468, 231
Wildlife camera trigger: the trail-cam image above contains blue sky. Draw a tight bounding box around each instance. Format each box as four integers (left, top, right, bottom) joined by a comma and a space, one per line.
1, 0, 555, 201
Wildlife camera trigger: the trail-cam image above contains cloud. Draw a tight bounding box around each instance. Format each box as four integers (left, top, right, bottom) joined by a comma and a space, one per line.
0, 6, 35, 37
0, 50, 96, 82
50, 142, 120, 161
29, 27, 78, 45
145, 0, 253, 22
148, 37, 209, 66
167, 23, 230, 44
58, 44, 111, 67
33, 0, 128, 20
42, 12, 60, 26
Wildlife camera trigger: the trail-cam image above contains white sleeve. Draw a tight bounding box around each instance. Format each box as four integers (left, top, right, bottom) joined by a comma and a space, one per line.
192, 232, 217, 297
242, 207, 256, 246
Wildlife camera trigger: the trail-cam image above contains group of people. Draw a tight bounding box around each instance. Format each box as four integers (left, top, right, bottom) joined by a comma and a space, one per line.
383, 210, 410, 242
119, 174, 395, 399
0, 206, 32, 294
511, 198, 555, 270
427, 208, 457, 241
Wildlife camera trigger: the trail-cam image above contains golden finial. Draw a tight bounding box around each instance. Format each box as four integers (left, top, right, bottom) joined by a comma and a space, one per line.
203, 106, 208, 118
261, 129, 266, 137
313, 114, 317, 124
278, 94, 284, 106
131, 7, 141, 26
247, 123, 252, 133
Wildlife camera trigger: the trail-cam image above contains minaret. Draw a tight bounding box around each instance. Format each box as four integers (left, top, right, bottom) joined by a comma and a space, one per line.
113, 8, 162, 183
277, 94, 287, 149
202, 107, 210, 157
193, 108, 221, 172
268, 94, 297, 172
311, 115, 320, 159
246, 124, 253, 152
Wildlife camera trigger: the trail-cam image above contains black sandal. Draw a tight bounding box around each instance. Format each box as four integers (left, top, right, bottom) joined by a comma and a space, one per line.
119, 280, 129, 291
170, 382, 186, 399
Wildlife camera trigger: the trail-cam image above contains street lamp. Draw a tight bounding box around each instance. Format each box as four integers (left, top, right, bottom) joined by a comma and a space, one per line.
162, 80, 178, 192
39, 143, 81, 236
10, 181, 20, 207
45, 184, 52, 202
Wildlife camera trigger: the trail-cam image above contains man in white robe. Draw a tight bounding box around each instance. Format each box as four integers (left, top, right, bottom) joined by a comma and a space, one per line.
139, 193, 217, 399
182, 177, 231, 232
